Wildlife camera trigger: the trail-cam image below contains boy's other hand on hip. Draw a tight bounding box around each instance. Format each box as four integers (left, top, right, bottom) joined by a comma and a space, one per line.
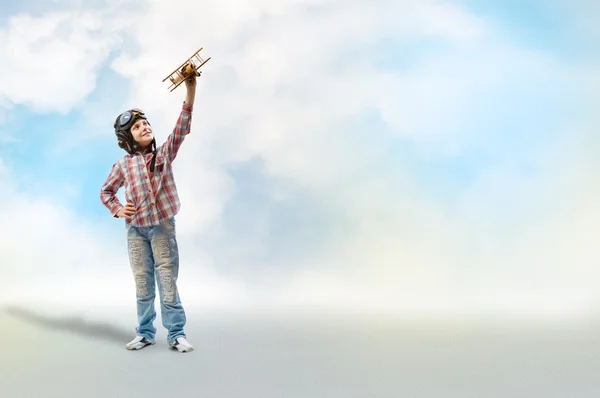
117, 202, 136, 221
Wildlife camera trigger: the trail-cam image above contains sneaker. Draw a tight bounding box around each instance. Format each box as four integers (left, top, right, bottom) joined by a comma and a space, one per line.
125, 336, 155, 350
169, 336, 194, 353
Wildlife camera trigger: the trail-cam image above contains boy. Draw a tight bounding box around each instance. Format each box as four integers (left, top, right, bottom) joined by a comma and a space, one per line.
100, 76, 197, 353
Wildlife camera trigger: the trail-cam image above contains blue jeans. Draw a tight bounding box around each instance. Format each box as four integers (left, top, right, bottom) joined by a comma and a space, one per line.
125, 217, 187, 344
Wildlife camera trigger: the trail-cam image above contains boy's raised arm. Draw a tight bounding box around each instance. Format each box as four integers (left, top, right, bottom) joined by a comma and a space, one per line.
162, 76, 198, 161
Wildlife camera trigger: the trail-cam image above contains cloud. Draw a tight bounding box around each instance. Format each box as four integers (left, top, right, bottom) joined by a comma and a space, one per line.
106, 0, 495, 224
0, 6, 133, 114
0, 157, 117, 290
2, 0, 599, 319
100, 0, 600, 318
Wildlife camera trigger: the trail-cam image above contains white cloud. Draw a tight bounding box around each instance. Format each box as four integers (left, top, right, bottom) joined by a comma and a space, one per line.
0, 157, 117, 284
2, 0, 599, 319
103, 0, 590, 312
106, 0, 496, 224
0, 7, 131, 114
106, 0, 599, 318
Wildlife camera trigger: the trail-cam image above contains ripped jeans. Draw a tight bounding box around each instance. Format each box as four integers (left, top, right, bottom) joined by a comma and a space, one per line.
125, 217, 187, 343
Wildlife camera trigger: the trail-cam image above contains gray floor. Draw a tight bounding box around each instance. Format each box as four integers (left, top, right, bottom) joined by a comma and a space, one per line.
2, 306, 600, 397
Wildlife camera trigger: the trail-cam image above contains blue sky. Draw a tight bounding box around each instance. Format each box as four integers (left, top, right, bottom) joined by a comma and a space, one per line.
454, 0, 592, 54
1, 0, 600, 317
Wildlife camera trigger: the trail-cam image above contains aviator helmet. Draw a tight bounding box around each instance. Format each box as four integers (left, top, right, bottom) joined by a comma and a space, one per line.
114, 108, 157, 171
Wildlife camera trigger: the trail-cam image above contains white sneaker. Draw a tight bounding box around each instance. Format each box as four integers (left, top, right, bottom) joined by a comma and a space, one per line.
125, 336, 155, 350
169, 336, 194, 353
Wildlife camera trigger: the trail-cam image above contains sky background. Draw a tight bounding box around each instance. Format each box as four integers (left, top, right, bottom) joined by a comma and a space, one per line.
1, 0, 600, 321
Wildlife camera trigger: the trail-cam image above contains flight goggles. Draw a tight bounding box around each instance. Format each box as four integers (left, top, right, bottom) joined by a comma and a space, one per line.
115, 108, 146, 130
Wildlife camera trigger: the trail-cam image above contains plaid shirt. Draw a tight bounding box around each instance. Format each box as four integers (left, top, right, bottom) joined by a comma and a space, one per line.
100, 103, 193, 227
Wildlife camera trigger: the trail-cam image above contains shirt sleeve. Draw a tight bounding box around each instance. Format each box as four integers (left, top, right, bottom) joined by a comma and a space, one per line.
160, 102, 193, 162
100, 162, 125, 217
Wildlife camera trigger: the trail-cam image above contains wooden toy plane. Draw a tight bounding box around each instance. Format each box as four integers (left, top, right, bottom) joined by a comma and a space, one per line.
163, 47, 211, 92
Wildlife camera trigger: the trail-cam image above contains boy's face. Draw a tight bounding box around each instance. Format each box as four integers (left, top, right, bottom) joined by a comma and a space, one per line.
130, 118, 153, 149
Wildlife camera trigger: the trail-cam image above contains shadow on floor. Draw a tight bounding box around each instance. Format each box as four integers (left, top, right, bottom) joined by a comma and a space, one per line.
3, 305, 132, 343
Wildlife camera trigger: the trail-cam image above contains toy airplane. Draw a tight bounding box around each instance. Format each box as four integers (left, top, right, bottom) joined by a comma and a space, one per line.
162, 47, 211, 92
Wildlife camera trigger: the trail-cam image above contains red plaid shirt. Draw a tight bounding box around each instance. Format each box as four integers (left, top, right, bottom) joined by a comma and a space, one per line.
100, 103, 193, 227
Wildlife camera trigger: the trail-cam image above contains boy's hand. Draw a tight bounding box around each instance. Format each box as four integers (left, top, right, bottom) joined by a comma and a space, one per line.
185, 74, 197, 89
184, 74, 197, 107
116, 202, 136, 221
